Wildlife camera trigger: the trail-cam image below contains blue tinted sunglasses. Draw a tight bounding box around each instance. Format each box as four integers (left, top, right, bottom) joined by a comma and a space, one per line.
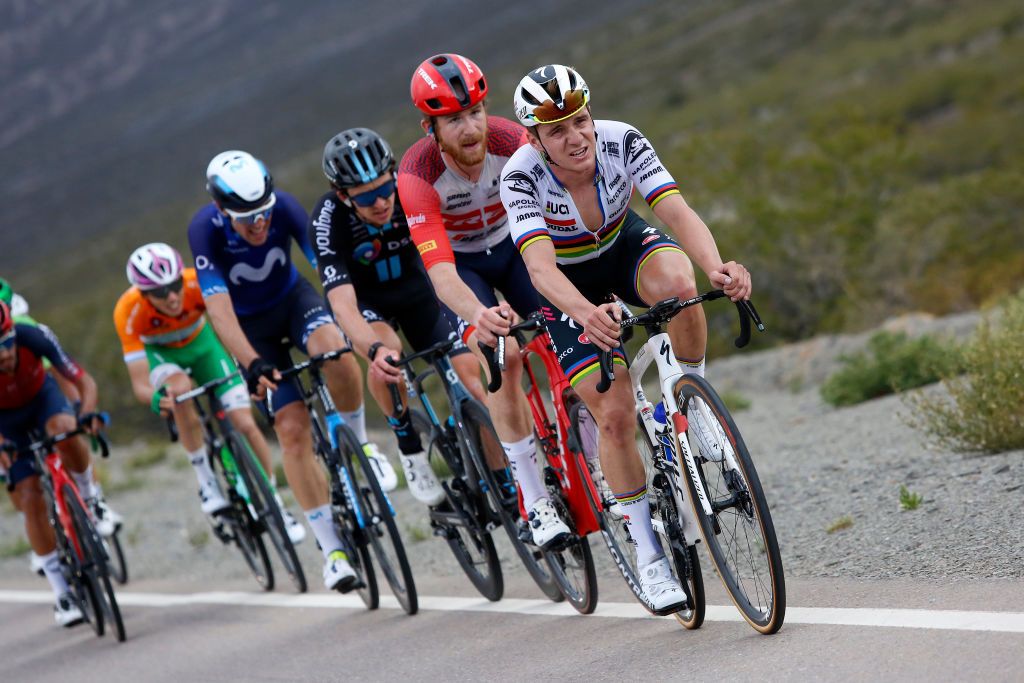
349, 179, 396, 207
0, 329, 16, 350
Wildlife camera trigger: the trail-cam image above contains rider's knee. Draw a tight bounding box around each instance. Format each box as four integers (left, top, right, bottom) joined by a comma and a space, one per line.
273, 405, 310, 448
645, 257, 697, 302
16, 478, 45, 511
165, 372, 192, 395
597, 403, 635, 442
46, 412, 76, 434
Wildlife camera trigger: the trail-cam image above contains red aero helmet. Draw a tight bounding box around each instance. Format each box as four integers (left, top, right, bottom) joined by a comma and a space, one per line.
411, 53, 488, 116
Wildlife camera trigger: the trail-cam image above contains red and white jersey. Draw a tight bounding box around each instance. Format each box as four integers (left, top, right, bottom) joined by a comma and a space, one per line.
397, 116, 527, 269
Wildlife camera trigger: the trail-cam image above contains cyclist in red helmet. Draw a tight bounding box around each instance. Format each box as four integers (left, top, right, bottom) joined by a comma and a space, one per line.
399, 53, 570, 548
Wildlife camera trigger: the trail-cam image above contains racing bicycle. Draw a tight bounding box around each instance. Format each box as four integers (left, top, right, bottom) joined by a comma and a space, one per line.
277, 349, 417, 614
591, 290, 785, 633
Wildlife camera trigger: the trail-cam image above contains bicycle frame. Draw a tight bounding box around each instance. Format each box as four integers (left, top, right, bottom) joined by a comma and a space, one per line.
518, 329, 601, 536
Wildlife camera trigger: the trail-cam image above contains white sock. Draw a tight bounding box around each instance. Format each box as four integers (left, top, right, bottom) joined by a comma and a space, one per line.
677, 355, 705, 378
503, 435, 546, 510
614, 486, 663, 566
40, 550, 69, 596
340, 405, 368, 444
71, 465, 95, 500
188, 447, 216, 486
304, 504, 343, 559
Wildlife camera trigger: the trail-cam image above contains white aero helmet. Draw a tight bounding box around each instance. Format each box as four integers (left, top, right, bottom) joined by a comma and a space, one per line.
513, 64, 590, 127
126, 243, 184, 290
205, 150, 275, 214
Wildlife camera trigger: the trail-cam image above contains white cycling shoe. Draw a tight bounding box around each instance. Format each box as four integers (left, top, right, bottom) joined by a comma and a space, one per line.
323, 549, 358, 592
273, 492, 306, 544
89, 495, 123, 538
363, 443, 398, 492
639, 555, 688, 613
54, 593, 84, 628
527, 498, 571, 548
198, 480, 230, 516
400, 452, 445, 506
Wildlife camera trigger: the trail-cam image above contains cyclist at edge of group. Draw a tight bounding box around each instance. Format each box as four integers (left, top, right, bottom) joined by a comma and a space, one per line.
113, 243, 304, 542
0, 300, 115, 626
187, 152, 379, 591
310, 127, 454, 506
500, 64, 752, 612
398, 53, 570, 548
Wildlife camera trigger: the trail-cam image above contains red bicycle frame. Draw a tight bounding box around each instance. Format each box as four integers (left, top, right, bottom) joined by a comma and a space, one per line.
517, 327, 602, 536
41, 450, 91, 561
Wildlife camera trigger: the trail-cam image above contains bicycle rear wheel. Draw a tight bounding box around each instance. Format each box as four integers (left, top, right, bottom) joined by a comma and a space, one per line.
540, 492, 598, 614
412, 410, 504, 602
66, 485, 125, 641
229, 432, 307, 593
102, 532, 128, 585
57, 484, 104, 637
326, 450, 379, 609
336, 424, 418, 615
218, 447, 274, 591
675, 374, 785, 634
460, 400, 562, 602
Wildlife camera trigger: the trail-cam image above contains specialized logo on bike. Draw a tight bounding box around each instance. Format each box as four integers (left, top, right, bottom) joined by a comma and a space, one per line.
354, 239, 382, 265
228, 248, 287, 284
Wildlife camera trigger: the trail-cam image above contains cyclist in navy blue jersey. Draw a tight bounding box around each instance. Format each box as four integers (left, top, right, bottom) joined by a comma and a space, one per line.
187, 150, 390, 591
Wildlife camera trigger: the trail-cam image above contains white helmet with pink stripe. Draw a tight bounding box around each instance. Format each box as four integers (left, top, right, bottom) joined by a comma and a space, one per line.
126, 242, 184, 290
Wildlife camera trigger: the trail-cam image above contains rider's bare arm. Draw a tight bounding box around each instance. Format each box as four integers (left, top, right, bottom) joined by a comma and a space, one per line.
326, 285, 379, 361
520, 240, 621, 351
653, 194, 752, 301
125, 359, 155, 406
203, 292, 262, 368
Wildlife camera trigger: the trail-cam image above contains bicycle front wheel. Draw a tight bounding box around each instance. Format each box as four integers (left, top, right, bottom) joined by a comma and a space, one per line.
217, 446, 274, 592
336, 425, 418, 615
66, 486, 125, 641
229, 432, 307, 593
460, 400, 562, 602
675, 374, 785, 634
102, 532, 128, 585
59, 484, 104, 637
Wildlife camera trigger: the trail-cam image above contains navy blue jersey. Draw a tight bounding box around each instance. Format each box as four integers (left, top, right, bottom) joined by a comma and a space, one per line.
187, 190, 317, 316
0, 324, 83, 409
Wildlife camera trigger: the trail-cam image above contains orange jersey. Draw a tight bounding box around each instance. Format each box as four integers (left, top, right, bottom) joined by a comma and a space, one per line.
113, 268, 207, 362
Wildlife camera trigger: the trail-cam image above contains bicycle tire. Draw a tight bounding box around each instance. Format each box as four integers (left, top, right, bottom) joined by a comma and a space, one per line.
459, 400, 563, 602
217, 446, 274, 592
336, 424, 418, 615
58, 483, 104, 637
411, 410, 503, 602
541, 495, 598, 615
641, 439, 707, 630
675, 374, 785, 634
102, 532, 128, 585
351, 533, 379, 610
229, 432, 307, 593
66, 484, 125, 641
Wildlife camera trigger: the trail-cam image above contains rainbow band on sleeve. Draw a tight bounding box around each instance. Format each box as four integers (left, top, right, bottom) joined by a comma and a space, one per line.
566, 350, 628, 387
644, 182, 680, 209
514, 228, 551, 254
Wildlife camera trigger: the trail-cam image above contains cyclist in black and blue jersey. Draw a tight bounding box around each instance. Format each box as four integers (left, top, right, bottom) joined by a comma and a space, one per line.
187, 151, 389, 591
309, 128, 457, 507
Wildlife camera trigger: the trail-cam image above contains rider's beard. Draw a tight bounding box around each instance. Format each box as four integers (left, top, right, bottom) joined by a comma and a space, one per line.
440, 131, 487, 168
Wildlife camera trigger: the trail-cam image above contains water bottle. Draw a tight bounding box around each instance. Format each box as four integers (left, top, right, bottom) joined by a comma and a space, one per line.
652, 401, 674, 456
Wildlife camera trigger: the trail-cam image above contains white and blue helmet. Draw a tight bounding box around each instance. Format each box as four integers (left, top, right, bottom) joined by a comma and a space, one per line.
205, 150, 274, 212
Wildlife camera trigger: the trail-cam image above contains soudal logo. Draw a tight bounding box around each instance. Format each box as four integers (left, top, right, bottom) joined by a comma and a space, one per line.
578, 332, 590, 344
417, 67, 437, 90
545, 201, 569, 215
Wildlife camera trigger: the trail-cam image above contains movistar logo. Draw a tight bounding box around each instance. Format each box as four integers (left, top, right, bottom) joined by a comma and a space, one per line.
228, 248, 286, 284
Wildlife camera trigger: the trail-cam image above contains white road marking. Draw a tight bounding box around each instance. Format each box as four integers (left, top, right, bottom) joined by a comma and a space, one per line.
2, 589, 1023, 633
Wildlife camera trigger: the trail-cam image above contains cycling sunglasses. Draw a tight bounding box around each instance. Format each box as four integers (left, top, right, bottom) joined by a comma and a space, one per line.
530, 89, 588, 125
0, 329, 15, 350
348, 179, 396, 208
225, 194, 277, 225
143, 278, 184, 299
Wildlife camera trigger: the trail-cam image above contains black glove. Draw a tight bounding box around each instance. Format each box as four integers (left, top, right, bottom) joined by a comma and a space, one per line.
244, 357, 277, 395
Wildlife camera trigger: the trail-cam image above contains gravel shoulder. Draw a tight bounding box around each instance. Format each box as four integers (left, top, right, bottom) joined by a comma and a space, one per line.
2, 309, 1020, 588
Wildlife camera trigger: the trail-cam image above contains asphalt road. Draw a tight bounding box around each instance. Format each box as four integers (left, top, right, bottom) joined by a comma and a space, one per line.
2, 570, 1023, 682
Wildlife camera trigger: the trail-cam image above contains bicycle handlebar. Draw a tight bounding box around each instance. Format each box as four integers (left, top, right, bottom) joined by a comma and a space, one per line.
595, 290, 766, 393
275, 347, 352, 382
2, 426, 110, 460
